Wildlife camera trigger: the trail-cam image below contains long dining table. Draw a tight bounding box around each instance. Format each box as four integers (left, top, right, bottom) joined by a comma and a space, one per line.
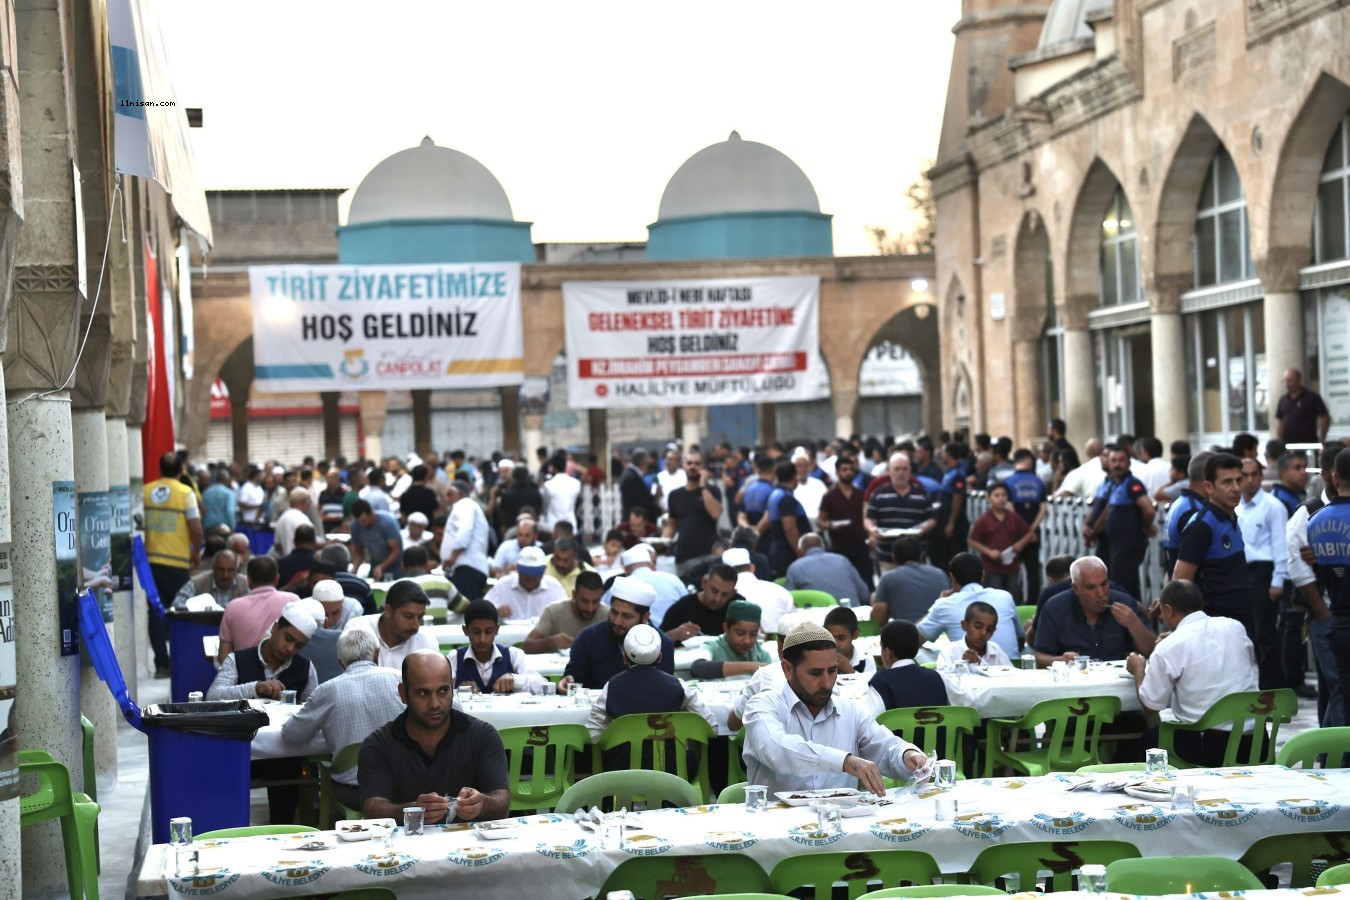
137, 765, 1350, 899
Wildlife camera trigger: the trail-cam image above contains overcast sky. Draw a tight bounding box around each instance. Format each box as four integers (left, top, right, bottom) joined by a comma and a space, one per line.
163, 1, 959, 256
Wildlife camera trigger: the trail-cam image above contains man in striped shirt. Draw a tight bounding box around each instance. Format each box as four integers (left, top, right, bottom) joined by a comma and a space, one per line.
865, 452, 937, 575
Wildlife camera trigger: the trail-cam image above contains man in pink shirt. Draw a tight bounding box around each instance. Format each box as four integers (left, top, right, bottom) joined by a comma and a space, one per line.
216, 556, 301, 661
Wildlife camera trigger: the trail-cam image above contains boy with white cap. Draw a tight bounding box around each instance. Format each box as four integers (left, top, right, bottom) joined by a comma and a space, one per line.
484, 545, 567, 618
586, 623, 717, 742
560, 576, 676, 693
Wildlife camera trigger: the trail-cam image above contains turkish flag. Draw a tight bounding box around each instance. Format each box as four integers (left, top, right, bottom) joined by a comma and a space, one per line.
141, 241, 175, 483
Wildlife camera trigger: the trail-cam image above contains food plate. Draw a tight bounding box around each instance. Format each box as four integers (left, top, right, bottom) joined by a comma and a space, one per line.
975, 665, 1017, 677
475, 821, 520, 840
335, 818, 395, 841
1122, 785, 1173, 802
877, 528, 922, 539
775, 789, 863, 807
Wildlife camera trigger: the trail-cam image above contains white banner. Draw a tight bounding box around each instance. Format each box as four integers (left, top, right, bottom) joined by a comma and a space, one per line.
563, 275, 827, 408
249, 263, 524, 393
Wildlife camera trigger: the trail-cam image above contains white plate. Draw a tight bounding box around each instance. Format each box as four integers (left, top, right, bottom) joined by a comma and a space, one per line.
475, 821, 520, 840
335, 818, 395, 841
1122, 785, 1173, 802
877, 528, 921, 539
775, 789, 863, 807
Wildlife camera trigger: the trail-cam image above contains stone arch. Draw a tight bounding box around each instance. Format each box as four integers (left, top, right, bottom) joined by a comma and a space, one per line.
856, 304, 940, 438
1063, 159, 1128, 325
1152, 114, 1226, 304
1263, 72, 1350, 288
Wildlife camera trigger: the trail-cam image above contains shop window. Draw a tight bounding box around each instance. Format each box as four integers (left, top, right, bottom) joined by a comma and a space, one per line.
1100, 188, 1142, 306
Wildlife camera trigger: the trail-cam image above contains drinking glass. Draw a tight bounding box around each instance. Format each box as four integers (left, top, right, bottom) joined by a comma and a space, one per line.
542, 681, 556, 697
744, 784, 767, 813
1146, 748, 1169, 776
457, 683, 474, 707
817, 802, 844, 835
935, 759, 957, 789
601, 812, 625, 849
169, 817, 192, 876
951, 661, 969, 690
403, 807, 425, 836
1171, 782, 1197, 811
1080, 864, 1107, 893
280, 690, 298, 705
422, 614, 433, 627
1019, 650, 1037, 671
934, 795, 958, 821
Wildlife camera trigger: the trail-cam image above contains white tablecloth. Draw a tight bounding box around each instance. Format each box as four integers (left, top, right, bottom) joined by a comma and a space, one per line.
143, 766, 1350, 899
942, 661, 1142, 719
427, 619, 537, 647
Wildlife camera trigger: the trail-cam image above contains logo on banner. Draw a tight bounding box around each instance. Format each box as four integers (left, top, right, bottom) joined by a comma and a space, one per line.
1031, 811, 1095, 835
870, 817, 933, 843
1276, 798, 1339, 823
340, 349, 370, 383
262, 864, 330, 887
1111, 803, 1175, 830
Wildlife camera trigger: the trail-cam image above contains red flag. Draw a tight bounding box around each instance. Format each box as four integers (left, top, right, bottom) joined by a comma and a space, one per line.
141, 241, 175, 483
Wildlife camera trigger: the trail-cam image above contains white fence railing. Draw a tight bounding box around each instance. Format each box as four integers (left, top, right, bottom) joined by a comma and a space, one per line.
576, 483, 1171, 602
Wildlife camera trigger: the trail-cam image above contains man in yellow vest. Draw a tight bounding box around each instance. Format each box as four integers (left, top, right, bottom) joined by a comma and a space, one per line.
144, 451, 205, 677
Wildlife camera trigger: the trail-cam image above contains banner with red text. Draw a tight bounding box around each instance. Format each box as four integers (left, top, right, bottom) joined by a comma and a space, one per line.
562, 275, 826, 408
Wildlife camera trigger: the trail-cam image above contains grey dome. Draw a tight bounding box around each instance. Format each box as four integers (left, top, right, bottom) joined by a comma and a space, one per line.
1037, 0, 1111, 51
347, 136, 514, 224
657, 131, 821, 220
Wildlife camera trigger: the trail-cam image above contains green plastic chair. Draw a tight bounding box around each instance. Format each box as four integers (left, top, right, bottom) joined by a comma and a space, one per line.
195, 824, 317, 840
18, 751, 100, 900
790, 589, 837, 608
876, 706, 980, 780
773, 577, 787, 586
858, 619, 880, 637
596, 712, 715, 802
555, 769, 700, 814
597, 853, 773, 899
1075, 762, 1175, 774
984, 695, 1120, 777
1278, 726, 1350, 769
1015, 605, 1037, 627
727, 727, 747, 786
1317, 863, 1350, 887
318, 743, 363, 828
968, 840, 1141, 893
1105, 856, 1264, 893
718, 781, 747, 803
1159, 688, 1297, 768
859, 887, 1007, 899
1241, 831, 1350, 888
771, 850, 941, 900
80, 714, 99, 873
498, 723, 588, 812
371, 585, 388, 608
684, 896, 792, 900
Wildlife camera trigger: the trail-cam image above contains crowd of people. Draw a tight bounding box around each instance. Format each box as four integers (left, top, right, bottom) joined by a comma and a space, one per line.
133, 367, 1347, 826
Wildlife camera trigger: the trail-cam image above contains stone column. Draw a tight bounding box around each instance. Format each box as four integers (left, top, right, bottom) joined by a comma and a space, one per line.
72, 408, 118, 784
1061, 328, 1097, 442
587, 408, 608, 460
678, 406, 704, 452
1011, 339, 1047, 447
523, 413, 545, 468
757, 404, 777, 446
358, 392, 387, 462
128, 423, 149, 684
499, 387, 521, 458
1265, 291, 1304, 427
831, 389, 858, 441
1150, 311, 1188, 444
321, 392, 341, 461
411, 389, 431, 457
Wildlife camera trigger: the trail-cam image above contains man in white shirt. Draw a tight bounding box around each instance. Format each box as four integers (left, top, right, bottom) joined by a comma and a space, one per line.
273, 488, 315, 558
1055, 438, 1106, 498
540, 454, 581, 531
744, 622, 929, 796
238, 466, 266, 528
343, 581, 440, 673
723, 547, 795, 635
655, 450, 687, 513
484, 546, 567, 619
1126, 579, 1258, 768
440, 480, 491, 600
792, 446, 829, 521
491, 517, 539, 576
1237, 457, 1289, 691
447, 600, 545, 694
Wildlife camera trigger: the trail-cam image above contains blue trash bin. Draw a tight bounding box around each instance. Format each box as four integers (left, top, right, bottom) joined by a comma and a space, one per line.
165, 609, 224, 703
79, 590, 267, 845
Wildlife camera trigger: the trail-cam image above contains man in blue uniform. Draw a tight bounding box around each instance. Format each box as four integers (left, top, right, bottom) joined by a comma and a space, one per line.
1174, 453, 1255, 636
737, 454, 776, 527
1003, 449, 1048, 603
1161, 452, 1211, 578
759, 459, 812, 580
1308, 449, 1350, 725
931, 442, 969, 572
1083, 444, 1155, 601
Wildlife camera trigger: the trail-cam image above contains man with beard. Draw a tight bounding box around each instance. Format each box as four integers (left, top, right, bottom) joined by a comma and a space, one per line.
359, 650, 509, 825
557, 577, 675, 692
743, 622, 928, 796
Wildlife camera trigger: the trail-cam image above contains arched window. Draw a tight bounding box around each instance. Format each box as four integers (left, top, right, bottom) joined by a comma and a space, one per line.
1194, 148, 1253, 287
1100, 187, 1142, 306
1315, 113, 1350, 263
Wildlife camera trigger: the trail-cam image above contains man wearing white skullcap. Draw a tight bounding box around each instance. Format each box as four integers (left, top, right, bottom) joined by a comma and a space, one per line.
744, 622, 929, 797
207, 598, 321, 823
559, 576, 676, 694
586, 623, 717, 743
609, 543, 686, 627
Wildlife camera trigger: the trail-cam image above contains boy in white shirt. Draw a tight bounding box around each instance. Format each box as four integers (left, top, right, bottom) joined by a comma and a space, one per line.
937, 601, 1011, 668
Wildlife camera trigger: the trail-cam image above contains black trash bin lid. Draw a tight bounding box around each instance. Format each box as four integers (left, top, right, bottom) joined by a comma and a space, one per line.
79, 588, 144, 732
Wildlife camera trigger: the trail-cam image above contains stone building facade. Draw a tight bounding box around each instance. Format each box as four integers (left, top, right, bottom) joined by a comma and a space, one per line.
934, 0, 1350, 448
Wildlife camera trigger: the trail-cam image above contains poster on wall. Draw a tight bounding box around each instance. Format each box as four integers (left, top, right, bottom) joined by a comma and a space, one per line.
0, 544, 16, 801
111, 484, 132, 592
1323, 291, 1350, 427
54, 481, 79, 656
79, 491, 115, 623
562, 275, 828, 409
248, 262, 524, 393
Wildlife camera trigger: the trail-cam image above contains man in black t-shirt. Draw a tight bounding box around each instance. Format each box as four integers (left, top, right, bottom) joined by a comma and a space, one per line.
663, 450, 724, 582
398, 465, 441, 523
659, 562, 741, 643
1276, 368, 1331, 444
